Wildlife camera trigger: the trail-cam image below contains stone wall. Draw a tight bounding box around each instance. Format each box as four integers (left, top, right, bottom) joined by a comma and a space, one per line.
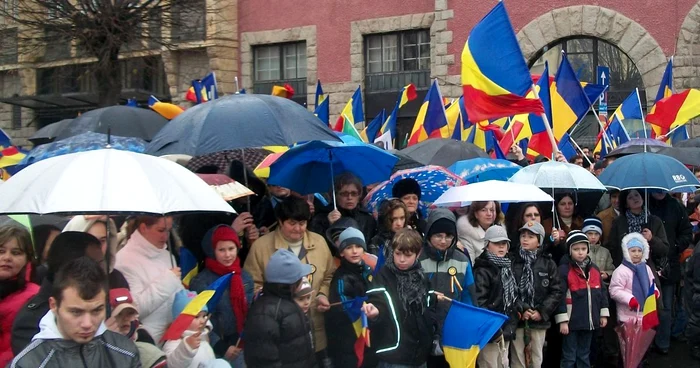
675, 3, 700, 136
163, 49, 211, 105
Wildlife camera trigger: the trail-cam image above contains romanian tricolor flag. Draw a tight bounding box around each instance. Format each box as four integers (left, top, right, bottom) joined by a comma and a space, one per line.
162, 273, 232, 342
361, 109, 386, 144
650, 58, 674, 138
333, 86, 364, 131
514, 63, 553, 157
180, 248, 198, 289
379, 84, 418, 142
148, 96, 184, 120
642, 282, 659, 330
342, 297, 371, 367
646, 89, 700, 131
407, 80, 449, 146
314, 80, 330, 125
551, 53, 592, 140
461, 2, 544, 122
272, 84, 295, 99
186, 72, 218, 104
0, 146, 26, 169
442, 300, 508, 368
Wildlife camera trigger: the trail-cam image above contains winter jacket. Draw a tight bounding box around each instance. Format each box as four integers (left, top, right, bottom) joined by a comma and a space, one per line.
683, 242, 700, 344
367, 231, 393, 258
597, 206, 618, 245
407, 212, 427, 236
609, 234, 659, 324
244, 283, 317, 368
555, 256, 610, 331
310, 206, 377, 244
649, 194, 694, 283
0, 274, 39, 367
244, 229, 335, 352
512, 250, 564, 329
473, 252, 519, 341
590, 243, 615, 279
10, 310, 140, 368
326, 259, 373, 368
115, 229, 184, 343
366, 265, 437, 366
541, 216, 584, 265
456, 215, 485, 263
162, 322, 217, 368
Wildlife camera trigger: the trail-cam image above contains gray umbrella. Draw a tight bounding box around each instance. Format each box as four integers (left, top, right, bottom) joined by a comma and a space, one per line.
29, 119, 73, 146
399, 138, 489, 168
56, 106, 168, 141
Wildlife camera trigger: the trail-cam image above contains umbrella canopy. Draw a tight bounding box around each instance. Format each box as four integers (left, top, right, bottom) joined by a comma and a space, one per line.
196, 174, 254, 201
146, 94, 341, 156
363, 165, 466, 217
674, 137, 700, 148
399, 138, 489, 167
56, 106, 168, 141
597, 152, 700, 192
434, 181, 554, 207
186, 148, 273, 175
508, 161, 606, 191
19, 132, 147, 168
615, 319, 656, 368
0, 214, 69, 230
655, 146, 700, 167
0, 149, 234, 215
389, 150, 424, 173
449, 158, 521, 182
605, 138, 668, 158
268, 140, 398, 195
29, 119, 73, 146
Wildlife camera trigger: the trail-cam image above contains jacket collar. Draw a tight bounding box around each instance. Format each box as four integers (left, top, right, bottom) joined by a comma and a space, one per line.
33, 310, 107, 342
273, 230, 317, 251
127, 230, 170, 259
422, 243, 454, 262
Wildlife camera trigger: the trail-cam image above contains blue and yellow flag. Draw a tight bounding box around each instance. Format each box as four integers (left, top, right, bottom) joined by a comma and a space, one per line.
595, 89, 640, 154
333, 86, 364, 131
314, 80, 330, 125
407, 80, 449, 146
442, 300, 508, 368
551, 53, 591, 140
180, 248, 198, 289
381, 84, 418, 142
361, 109, 386, 144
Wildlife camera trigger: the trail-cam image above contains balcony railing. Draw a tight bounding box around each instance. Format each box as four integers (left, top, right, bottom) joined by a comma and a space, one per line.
365, 70, 430, 93
254, 78, 308, 106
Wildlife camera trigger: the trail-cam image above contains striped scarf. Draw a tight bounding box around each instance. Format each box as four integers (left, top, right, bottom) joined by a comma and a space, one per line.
486, 252, 517, 311
518, 248, 538, 308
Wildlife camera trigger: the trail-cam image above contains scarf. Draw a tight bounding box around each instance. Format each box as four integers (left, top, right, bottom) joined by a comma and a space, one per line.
574, 257, 592, 278
622, 260, 651, 310
387, 261, 427, 315
205, 258, 248, 336
518, 248, 538, 308
486, 252, 517, 311
625, 210, 647, 233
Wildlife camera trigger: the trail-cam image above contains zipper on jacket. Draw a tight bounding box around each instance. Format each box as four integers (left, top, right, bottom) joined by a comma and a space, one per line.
578, 265, 594, 330
80, 344, 88, 368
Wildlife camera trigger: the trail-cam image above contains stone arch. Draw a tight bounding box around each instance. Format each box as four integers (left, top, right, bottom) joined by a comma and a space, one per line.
517, 5, 668, 103
675, 3, 700, 90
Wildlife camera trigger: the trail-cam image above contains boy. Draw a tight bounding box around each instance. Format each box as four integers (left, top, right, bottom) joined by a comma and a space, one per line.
556, 231, 609, 368
366, 228, 437, 368
326, 228, 373, 368
582, 217, 614, 281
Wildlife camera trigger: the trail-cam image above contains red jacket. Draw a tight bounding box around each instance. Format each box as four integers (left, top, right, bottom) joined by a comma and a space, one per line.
0, 266, 39, 367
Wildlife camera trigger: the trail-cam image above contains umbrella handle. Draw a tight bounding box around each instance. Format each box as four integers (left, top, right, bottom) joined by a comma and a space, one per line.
329, 150, 337, 210
241, 149, 251, 213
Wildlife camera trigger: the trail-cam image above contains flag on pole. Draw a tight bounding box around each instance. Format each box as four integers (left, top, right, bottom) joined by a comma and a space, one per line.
272, 84, 295, 99
551, 53, 592, 140
442, 300, 508, 368
333, 86, 365, 131
407, 80, 449, 146
381, 84, 418, 141
341, 297, 371, 367
362, 109, 386, 144
180, 248, 198, 289
642, 283, 659, 330
148, 96, 184, 120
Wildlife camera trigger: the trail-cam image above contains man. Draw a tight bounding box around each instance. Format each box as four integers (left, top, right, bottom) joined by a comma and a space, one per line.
569, 155, 584, 167
11, 257, 140, 367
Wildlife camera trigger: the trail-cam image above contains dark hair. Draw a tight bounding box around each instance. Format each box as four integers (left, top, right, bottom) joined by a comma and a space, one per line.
333, 172, 362, 194
0, 225, 36, 290
390, 228, 422, 255
534, 155, 549, 163
569, 155, 583, 164
274, 196, 311, 223
618, 189, 644, 215
52, 256, 107, 306
378, 198, 408, 232
467, 201, 503, 227
517, 203, 541, 228
33, 224, 61, 264
47, 232, 102, 281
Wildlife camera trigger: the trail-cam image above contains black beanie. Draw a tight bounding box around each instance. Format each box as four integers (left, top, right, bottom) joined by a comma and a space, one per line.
392, 178, 421, 200
427, 218, 457, 239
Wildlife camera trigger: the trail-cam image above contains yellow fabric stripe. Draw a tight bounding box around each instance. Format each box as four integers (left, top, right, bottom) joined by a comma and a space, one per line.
182, 269, 198, 288
443, 345, 480, 368
461, 43, 512, 96
181, 290, 214, 316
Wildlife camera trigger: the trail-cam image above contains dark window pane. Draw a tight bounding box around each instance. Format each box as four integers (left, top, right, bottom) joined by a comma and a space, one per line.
0, 28, 18, 64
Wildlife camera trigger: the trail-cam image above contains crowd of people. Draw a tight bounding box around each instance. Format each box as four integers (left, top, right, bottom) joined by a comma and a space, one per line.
1, 147, 700, 368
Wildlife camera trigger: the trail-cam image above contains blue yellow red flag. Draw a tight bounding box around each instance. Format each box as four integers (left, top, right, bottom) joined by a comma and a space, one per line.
180, 248, 198, 289
341, 297, 371, 367
461, 2, 544, 121
148, 95, 184, 120
551, 53, 591, 140
362, 109, 386, 144
442, 300, 508, 368
642, 283, 659, 330
407, 80, 449, 146
381, 84, 418, 141
333, 86, 364, 131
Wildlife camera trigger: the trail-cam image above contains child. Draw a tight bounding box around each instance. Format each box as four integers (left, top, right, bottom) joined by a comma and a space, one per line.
555, 231, 609, 368
295, 276, 314, 314
474, 226, 519, 368
582, 217, 614, 281
511, 221, 563, 368
368, 198, 408, 258
163, 290, 231, 368
326, 228, 373, 368
244, 249, 317, 368
366, 228, 437, 368
609, 233, 659, 325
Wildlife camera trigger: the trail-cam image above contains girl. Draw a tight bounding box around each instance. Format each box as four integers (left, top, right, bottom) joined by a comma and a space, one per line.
368, 198, 408, 261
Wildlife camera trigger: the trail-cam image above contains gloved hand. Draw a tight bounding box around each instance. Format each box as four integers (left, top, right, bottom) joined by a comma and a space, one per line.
629, 297, 639, 310
431, 336, 444, 356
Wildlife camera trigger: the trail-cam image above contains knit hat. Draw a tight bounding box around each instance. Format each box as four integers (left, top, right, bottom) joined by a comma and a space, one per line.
582, 217, 603, 235
566, 230, 590, 255
625, 236, 645, 250
338, 227, 366, 252
325, 217, 360, 247
427, 218, 457, 239
172, 290, 208, 319
294, 276, 313, 298
392, 178, 422, 200
264, 249, 313, 284
484, 226, 510, 248
519, 221, 545, 247
203, 225, 240, 259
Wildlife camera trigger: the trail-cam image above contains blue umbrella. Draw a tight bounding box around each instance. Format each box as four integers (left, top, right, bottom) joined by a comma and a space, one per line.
448, 158, 520, 182
598, 152, 700, 192
267, 140, 398, 200
19, 132, 146, 167
146, 94, 341, 156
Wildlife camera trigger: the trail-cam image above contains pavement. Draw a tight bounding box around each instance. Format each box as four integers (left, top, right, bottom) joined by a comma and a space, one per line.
648, 341, 699, 367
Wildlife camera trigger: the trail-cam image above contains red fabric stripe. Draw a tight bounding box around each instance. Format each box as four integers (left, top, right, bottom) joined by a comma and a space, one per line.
463, 85, 544, 122
161, 314, 195, 342
499, 121, 524, 154
646, 89, 690, 129
354, 335, 367, 367
528, 131, 553, 159
185, 87, 197, 103
642, 311, 659, 330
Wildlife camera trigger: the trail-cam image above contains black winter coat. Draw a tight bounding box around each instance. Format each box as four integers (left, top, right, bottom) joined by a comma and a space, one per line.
473, 252, 520, 341
683, 243, 700, 344
310, 206, 377, 244
649, 195, 693, 283
244, 283, 317, 368
326, 259, 373, 368
511, 250, 564, 330
367, 231, 393, 258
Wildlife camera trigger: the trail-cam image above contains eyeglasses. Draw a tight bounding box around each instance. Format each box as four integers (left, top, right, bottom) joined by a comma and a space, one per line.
338, 191, 360, 198
431, 234, 455, 242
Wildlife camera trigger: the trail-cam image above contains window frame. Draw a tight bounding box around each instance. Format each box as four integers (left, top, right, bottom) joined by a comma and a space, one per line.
364, 29, 431, 75
253, 42, 307, 83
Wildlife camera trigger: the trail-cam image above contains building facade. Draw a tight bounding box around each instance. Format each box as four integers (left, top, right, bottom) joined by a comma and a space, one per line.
2, 0, 700, 147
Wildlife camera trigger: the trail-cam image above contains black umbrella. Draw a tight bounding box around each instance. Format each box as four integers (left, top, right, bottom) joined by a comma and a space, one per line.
675, 137, 700, 148
55, 106, 168, 141
145, 94, 341, 156
399, 138, 489, 168
389, 150, 424, 173
29, 119, 73, 146
606, 144, 700, 167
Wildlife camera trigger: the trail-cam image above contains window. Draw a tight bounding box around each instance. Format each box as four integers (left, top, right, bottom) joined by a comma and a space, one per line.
3, 0, 18, 17
253, 42, 307, 105
0, 28, 17, 64
366, 30, 430, 74
171, 0, 206, 42
11, 105, 20, 130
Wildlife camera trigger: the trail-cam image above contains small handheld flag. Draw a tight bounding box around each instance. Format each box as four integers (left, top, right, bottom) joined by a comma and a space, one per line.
342, 297, 371, 367
642, 283, 659, 330
180, 248, 198, 289
442, 300, 508, 368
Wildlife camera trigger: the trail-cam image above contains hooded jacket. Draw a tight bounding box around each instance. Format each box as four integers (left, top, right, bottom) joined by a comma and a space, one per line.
609, 233, 659, 324
555, 256, 610, 331
10, 310, 140, 368
683, 240, 700, 344
0, 265, 39, 367
162, 320, 217, 368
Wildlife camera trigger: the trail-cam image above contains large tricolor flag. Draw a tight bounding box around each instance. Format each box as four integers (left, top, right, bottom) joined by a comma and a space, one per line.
442, 300, 508, 368
550, 53, 592, 140
407, 80, 449, 146
461, 2, 544, 122
379, 84, 418, 142
646, 89, 700, 131
333, 86, 365, 131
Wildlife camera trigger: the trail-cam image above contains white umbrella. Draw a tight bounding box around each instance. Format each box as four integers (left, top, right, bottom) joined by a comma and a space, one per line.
433, 180, 554, 207
0, 149, 234, 215
508, 161, 606, 191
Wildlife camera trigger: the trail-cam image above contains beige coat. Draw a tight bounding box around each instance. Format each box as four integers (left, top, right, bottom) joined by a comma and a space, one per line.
244, 229, 336, 352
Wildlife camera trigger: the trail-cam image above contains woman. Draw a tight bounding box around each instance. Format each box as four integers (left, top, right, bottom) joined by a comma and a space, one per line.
391, 178, 426, 235
541, 193, 584, 264
245, 196, 335, 367
368, 198, 408, 259
0, 225, 38, 367
31, 224, 61, 283
191, 225, 253, 365
64, 216, 129, 289
457, 201, 504, 263
115, 216, 184, 343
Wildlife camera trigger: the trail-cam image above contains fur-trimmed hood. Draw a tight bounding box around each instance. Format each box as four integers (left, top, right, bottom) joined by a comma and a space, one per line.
620, 232, 649, 263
